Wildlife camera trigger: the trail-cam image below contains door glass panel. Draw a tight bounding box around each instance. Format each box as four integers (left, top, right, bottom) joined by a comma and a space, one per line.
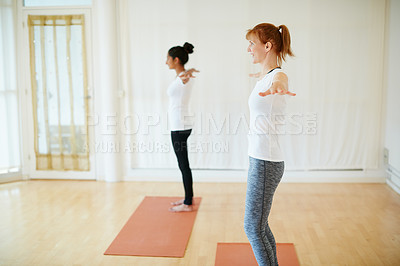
28, 15, 89, 171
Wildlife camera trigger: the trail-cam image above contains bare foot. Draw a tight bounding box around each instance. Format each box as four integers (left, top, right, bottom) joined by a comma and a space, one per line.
169, 204, 193, 212
171, 199, 195, 206
171, 199, 184, 206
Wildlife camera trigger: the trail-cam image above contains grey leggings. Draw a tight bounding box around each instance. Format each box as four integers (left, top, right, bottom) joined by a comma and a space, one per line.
244, 157, 284, 266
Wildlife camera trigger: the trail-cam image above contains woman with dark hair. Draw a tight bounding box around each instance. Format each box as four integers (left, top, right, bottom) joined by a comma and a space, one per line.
166, 42, 199, 212
244, 23, 296, 265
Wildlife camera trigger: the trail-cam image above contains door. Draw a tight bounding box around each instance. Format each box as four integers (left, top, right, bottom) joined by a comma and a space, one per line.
22, 9, 95, 179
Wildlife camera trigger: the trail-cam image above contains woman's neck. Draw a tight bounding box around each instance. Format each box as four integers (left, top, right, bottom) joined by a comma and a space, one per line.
175, 65, 185, 76
260, 53, 279, 76
261, 62, 279, 76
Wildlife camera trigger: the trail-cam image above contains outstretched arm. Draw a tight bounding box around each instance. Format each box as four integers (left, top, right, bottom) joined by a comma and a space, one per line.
179, 68, 200, 84
259, 72, 296, 97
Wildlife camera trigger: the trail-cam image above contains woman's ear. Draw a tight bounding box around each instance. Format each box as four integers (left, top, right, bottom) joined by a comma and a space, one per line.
174, 57, 180, 65
265, 42, 272, 52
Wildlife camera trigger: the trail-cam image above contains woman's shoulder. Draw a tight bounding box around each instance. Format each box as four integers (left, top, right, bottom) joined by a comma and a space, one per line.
272, 69, 287, 78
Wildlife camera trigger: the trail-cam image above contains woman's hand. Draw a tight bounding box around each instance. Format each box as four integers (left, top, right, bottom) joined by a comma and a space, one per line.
180, 68, 200, 84
259, 72, 296, 97
249, 72, 261, 78
259, 82, 296, 96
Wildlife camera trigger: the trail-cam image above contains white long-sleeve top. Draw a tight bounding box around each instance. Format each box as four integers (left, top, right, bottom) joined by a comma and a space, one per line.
167, 73, 194, 131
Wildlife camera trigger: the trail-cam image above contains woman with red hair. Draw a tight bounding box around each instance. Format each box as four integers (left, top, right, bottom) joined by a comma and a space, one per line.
244, 23, 296, 265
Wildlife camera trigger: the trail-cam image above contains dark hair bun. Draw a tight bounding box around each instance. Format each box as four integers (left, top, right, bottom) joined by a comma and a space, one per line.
183, 42, 194, 54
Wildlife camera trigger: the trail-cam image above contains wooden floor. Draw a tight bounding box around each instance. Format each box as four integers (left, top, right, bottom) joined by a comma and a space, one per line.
0, 181, 400, 266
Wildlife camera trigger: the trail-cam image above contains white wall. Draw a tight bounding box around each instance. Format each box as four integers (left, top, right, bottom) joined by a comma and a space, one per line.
384, 0, 400, 172
383, 0, 400, 192
119, 0, 386, 174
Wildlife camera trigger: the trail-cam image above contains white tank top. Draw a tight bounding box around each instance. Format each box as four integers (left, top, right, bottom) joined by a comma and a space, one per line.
167, 73, 193, 131
248, 69, 287, 161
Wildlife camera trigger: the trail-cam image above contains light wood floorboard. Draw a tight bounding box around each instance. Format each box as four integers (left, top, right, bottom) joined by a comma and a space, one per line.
0, 181, 399, 265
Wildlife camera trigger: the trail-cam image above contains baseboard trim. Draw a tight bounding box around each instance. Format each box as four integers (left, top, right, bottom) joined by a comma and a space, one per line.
124, 169, 386, 183
0, 173, 24, 184
386, 165, 400, 194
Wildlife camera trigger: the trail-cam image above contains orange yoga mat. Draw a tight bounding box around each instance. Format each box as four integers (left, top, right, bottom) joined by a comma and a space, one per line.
215, 243, 300, 266
104, 196, 201, 257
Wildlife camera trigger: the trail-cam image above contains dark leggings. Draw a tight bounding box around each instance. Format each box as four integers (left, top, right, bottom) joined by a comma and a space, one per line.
171, 129, 193, 205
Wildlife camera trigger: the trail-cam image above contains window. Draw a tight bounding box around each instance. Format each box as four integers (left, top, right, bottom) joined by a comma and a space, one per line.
0, 0, 21, 175
24, 0, 91, 7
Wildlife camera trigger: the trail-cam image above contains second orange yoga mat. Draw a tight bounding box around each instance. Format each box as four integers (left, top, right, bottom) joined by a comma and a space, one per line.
215, 243, 300, 266
104, 196, 201, 257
